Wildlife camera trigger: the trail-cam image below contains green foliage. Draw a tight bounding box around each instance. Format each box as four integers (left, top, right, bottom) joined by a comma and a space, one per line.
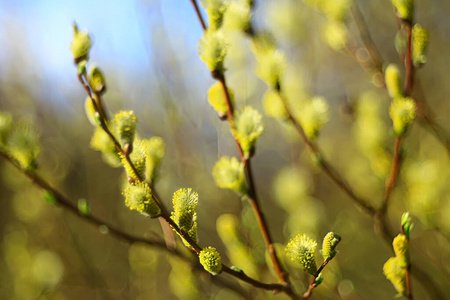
212, 156, 248, 195
113, 110, 137, 147
198, 29, 228, 73
389, 97, 416, 136
285, 234, 318, 275
70, 23, 92, 61
199, 247, 222, 275
123, 181, 161, 217
385, 64, 403, 99
412, 24, 429, 66
233, 106, 264, 158
401, 212, 413, 239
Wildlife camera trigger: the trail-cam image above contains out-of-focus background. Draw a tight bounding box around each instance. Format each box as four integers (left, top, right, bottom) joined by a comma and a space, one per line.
1, 0, 449, 299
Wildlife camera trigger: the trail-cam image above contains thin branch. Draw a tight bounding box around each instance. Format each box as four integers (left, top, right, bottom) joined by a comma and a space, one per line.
379, 137, 403, 214
189, 2, 292, 291
302, 258, 332, 299
350, 3, 384, 75
278, 92, 377, 216
0, 151, 251, 299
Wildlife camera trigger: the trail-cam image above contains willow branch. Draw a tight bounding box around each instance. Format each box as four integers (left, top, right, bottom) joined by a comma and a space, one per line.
278, 92, 377, 216
189, 0, 292, 291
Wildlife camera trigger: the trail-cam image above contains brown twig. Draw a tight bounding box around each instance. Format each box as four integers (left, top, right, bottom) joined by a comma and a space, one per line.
379, 137, 403, 214
278, 91, 377, 216
189, 1, 292, 291
302, 259, 331, 299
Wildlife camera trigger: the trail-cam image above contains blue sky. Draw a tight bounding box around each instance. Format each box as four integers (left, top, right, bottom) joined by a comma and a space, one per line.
0, 0, 204, 92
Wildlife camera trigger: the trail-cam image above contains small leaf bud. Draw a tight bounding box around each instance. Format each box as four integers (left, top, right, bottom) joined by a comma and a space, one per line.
212, 156, 248, 195
389, 97, 416, 136
123, 182, 161, 217
199, 247, 222, 275
233, 106, 264, 158
84, 96, 98, 126
385, 64, 403, 99
70, 23, 92, 63
77, 198, 91, 216
44, 191, 58, 205
285, 234, 318, 275
87, 65, 107, 94
401, 212, 413, 239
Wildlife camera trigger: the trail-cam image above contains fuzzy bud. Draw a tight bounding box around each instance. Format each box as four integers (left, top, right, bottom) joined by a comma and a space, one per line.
113, 111, 137, 147
298, 96, 329, 140
385, 64, 403, 99
87, 65, 107, 94
84, 96, 99, 126
223, 1, 252, 32
233, 106, 264, 158
70, 23, 92, 62
255, 48, 286, 89
262, 89, 288, 120
389, 97, 416, 136
143, 137, 165, 183
412, 24, 429, 66
121, 139, 147, 181
199, 247, 222, 275
383, 257, 407, 296
321, 232, 340, 260
286, 234, 318, 275
123, 182, 160, 217
171, 188, 199, 233
212, 156, 248, 195
391, 0, 414, 21
8, 123, 40, 172
201, 0, 228, 30
207, 82, 234, 118
393, 234, 409, 262
198, 30, 228, 73
323, 21, 348, 51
